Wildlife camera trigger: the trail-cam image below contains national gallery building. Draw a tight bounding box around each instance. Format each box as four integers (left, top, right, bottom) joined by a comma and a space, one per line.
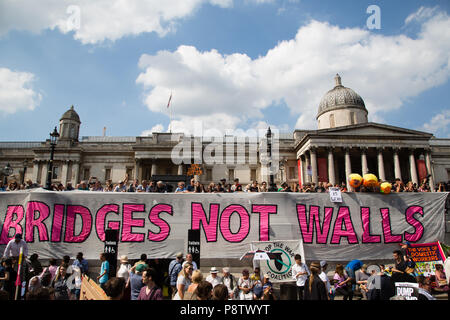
1, 75, 449, 189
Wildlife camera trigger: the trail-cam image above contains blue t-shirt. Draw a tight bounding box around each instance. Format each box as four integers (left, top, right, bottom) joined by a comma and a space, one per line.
130, 272, 144, 300
346, 260, 363, 271
99, 260, 109, 284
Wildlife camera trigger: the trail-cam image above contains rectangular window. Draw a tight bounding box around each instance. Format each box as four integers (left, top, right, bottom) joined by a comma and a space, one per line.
350, 112, 355, 125
52, 166, 59, 180
83, 168, 90, 181
105, 168, 111, 181
329, 114, 335, 128
250, 169, 257, 182
288, 166, 296, 180
228, 168, 235, 181
206, 168, 212, 181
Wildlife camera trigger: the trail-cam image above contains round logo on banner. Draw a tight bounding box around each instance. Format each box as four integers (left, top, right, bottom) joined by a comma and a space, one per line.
266, 248, 292, 275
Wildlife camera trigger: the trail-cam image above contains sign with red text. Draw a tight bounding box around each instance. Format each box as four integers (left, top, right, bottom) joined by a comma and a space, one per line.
406, 241, 446, 276
0, 190, 447, 261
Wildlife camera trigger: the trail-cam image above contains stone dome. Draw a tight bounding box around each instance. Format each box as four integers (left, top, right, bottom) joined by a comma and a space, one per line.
60, 105, 81, 123
317, 74, 367, 119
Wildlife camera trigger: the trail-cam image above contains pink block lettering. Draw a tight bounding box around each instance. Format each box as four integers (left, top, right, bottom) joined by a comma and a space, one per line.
380, 208, 402, 243
220, 205, 250, 243
121, 204, 145, 242
51, 204, 65, 242
252, 205, 277, 241
191, 203, 219, 242
25, 201, 50, 242
64, 205, 92, 243
296, 205, 332, 244
331, 207, 358, 244
148, 204, 173, 242
361, 207, 381, 243
0, 206, 24, 244
96, 204, 120, 241
404, 206, 424, 242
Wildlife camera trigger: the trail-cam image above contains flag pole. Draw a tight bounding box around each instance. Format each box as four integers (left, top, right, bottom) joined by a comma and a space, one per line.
15, 247, 23, 300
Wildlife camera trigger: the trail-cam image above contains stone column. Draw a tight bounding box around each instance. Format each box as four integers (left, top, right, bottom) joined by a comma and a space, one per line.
310, 147, 318, 185
134, 159, 141, 181
409, 150, 419, 185
305, 153, 311, 183
151, 161, 158, 177
345, 148, 352, 185
299, 155, 305, 186
393, 148, 402, 181
377, 148, 386, 181
361, 147, 368, 175
327, 148, 336, 185
178, 164, 184, 176
72, 161, 80, 185
60, 160, 69, 186
32, 160, 40, 184
425, 151, 435, 191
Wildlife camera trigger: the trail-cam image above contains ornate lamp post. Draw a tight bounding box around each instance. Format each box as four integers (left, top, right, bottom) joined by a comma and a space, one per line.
45, 127, 59, 190
266, 127, 277, 192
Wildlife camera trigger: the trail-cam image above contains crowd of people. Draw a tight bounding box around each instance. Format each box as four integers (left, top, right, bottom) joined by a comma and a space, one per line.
1, 233, 448, 301
1, 174, 449, 194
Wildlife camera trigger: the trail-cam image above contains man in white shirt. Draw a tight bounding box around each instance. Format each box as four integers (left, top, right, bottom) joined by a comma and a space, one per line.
319, 260, 332, 300
221, 267, 237, 299
181, 253, 198, 270
206, 267, 222, 288
3, 234, 28, 259
291, 254, 310, 300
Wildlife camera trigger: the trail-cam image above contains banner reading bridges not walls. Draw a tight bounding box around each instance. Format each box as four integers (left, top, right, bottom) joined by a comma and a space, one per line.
0, 191, 448, 261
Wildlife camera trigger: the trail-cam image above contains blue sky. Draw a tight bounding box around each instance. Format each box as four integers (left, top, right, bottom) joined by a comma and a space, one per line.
0, 0, 449, 141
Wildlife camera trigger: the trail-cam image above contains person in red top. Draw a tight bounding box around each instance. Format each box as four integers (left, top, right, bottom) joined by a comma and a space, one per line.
137, 267, 163, 300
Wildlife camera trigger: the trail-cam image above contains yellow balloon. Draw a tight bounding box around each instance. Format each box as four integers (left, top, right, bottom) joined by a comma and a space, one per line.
380, 182, 392, 194
348, 173, 363, 188
363, 173, 378, 187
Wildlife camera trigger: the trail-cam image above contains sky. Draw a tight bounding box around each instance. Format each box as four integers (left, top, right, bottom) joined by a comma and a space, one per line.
0, 0, 449, 141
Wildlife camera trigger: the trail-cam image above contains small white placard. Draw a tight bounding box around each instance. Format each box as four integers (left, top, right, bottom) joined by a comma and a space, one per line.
329, 187, 342, 203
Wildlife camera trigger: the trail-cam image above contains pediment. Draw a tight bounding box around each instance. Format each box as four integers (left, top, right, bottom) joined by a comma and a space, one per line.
315, 122, 433, 138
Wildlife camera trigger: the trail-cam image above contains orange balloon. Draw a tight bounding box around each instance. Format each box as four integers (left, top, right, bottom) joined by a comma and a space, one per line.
380, 182, 392, 194
363, 174, 378, 187
348, 174, 363, 188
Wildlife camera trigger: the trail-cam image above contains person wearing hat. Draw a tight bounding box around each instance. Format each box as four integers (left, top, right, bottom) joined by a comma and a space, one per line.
128, 262, 148, 300
168, 252, 184, 298
206, 267, 222, 288
3, 233, 28, 259
117, 255, 131, 282
318, 260, 332, 300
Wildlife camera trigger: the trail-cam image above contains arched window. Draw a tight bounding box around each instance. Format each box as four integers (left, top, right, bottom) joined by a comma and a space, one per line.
329, 113, 335, 128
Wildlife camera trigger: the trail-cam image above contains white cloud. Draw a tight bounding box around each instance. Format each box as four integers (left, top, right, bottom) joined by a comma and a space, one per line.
0, 68, 42, 114
0, 0, 233, 44
141, 124, 165, 136
422, 109, 450, 137
136, 8, 450, 132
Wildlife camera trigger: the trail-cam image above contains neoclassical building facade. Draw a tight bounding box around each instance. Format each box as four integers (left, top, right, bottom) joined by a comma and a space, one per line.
1, 75, 449, 189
